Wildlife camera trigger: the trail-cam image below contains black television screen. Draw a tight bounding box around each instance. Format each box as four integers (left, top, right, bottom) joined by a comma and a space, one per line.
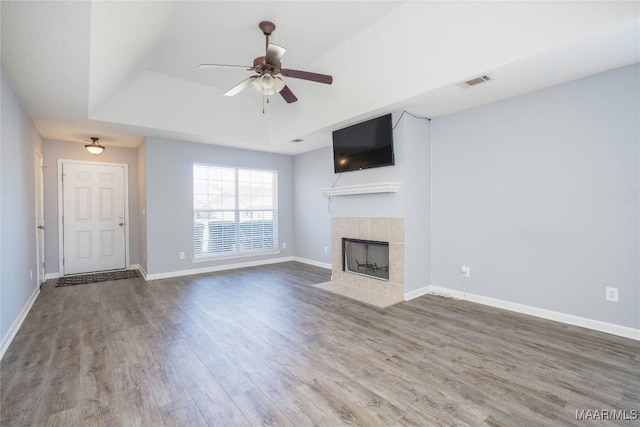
332, 113, 394, 173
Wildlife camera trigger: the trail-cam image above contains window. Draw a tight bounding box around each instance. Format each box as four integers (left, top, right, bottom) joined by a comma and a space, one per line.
193, 164, 278, 258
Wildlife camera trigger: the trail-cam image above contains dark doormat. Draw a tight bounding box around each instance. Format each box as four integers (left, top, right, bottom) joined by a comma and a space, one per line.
56, 269, 140, 287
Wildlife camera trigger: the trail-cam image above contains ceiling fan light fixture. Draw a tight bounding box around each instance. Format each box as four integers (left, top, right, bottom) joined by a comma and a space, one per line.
274, 76, 285, 93
85, 137, 105, 155
250, 77, 262, 92
251, 82, 274, 95
260, 74, 274, 89
251, 74, 285, 95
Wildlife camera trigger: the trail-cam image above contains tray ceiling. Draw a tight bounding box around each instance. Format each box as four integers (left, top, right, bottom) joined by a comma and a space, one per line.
2, 1, 638, 154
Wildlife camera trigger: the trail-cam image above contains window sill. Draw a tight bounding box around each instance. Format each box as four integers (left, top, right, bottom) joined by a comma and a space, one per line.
191, 250, 281, 263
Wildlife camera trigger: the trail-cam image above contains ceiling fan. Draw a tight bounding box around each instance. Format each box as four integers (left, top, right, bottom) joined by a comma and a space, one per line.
199, 21, 333, 107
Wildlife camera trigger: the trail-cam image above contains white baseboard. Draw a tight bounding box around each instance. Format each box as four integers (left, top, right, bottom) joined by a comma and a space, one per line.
404, 285, 433, 301
134, 264, 148, 280
144, 256, 295, 281
1, 286, 40, 360
293, 257, 331, 270
418, 285, 639, 341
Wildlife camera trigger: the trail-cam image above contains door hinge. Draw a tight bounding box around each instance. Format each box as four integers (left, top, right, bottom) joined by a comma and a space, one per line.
62, 258, 65, 266
42, 261, 45, 268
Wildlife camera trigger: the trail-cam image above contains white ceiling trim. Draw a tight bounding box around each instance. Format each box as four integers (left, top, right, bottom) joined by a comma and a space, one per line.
88, 1, 177, 115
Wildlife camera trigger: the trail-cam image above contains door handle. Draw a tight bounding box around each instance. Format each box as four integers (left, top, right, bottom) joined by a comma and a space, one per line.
119, 223, 124, 226
37, 225, 45, 230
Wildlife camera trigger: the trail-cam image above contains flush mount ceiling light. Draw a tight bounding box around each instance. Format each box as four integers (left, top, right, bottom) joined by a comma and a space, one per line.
85, 137, 105, 155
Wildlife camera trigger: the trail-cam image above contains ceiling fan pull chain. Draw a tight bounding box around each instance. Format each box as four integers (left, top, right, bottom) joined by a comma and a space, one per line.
262, 94, 266, 114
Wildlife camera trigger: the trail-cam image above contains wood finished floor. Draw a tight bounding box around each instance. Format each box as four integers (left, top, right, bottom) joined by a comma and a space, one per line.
1, 262, 638, 426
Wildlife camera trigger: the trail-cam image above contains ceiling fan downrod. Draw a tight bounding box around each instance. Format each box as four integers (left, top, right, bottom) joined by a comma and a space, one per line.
259, 21, 275, 56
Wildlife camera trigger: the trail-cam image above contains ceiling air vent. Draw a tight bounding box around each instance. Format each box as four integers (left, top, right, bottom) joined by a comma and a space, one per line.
458, 75, 493, 88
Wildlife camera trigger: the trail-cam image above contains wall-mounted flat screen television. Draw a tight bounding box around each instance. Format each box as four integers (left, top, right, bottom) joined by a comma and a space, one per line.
332, 113, 394, 173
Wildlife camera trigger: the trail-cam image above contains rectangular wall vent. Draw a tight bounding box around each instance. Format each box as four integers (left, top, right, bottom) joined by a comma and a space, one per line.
459, 75, 493, 88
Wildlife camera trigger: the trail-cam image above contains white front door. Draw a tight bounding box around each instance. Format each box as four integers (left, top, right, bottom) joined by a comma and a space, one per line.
62, 161, 126, 275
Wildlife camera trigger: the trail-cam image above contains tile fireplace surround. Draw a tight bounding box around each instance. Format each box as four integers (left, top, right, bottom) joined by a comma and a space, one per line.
322, 217, 404, 305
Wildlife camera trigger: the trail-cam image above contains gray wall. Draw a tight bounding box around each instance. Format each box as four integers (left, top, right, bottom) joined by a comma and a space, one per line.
0, 70, 43, 344
325, 112, 406, 217
292, 112, 432, 292
42, 139, 140, 274
292, 112, 408, 266
143, 137, 295, 275
292, 65, 638, 330
431, 63, 639, 328
401, 114, 431, 293
292, 146, 334, 265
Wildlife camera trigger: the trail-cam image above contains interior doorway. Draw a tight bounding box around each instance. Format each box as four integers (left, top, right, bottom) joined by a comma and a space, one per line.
35, 151, 45, 285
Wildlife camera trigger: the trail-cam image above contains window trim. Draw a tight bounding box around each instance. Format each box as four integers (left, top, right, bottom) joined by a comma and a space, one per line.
193, 163, 279, 260
190, 249, 281, 263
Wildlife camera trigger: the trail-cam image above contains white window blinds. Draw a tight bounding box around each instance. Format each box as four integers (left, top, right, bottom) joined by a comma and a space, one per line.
193, 164, 278, 258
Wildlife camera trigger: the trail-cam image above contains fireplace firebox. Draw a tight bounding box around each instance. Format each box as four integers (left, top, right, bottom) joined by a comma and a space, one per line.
342, 238, 389, 281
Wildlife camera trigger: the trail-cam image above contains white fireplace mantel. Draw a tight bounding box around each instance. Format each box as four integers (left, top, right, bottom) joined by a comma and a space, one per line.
322, 181, 401, 196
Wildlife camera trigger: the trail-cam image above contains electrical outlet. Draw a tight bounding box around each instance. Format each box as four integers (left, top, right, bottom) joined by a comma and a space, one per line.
179, 251, 185, 260
282, 242, 287, 249
324, 246, 328, 254
461, 265, 471, 278
605, 287, 618, 302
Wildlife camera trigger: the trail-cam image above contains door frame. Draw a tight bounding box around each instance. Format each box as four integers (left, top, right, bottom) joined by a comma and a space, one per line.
35, 150, 45, 285
57, 159, 130, 275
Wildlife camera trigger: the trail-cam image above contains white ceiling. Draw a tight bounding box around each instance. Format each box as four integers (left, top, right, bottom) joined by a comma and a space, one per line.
2, 1, 639, 155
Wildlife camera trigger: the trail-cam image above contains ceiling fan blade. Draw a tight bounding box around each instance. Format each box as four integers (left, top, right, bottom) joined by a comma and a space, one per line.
281, 69, 333, 85
199, 64, 253, 70
279, 85, 298, 103
224, 76, 257, 97
266, 44, 286, 65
